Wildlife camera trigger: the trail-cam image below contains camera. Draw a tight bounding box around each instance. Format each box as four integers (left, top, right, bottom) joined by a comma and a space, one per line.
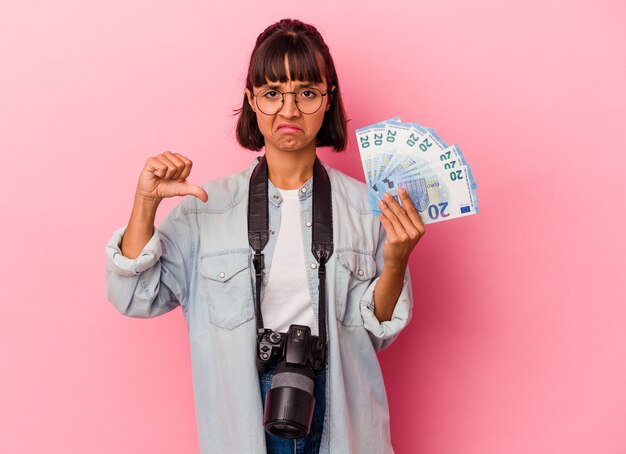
256, 324, 326, 438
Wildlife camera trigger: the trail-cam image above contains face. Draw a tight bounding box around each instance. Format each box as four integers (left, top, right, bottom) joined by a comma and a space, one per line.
245, 57, 334, 154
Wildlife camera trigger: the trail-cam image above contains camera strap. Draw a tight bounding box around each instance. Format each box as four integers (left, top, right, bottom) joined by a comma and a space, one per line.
248, 155, 333, 351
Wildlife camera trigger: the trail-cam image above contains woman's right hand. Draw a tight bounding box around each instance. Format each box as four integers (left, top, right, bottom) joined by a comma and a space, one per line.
136, 151, 208, 203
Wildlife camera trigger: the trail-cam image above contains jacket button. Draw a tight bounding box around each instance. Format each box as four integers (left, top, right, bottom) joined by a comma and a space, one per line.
300, 187, 308, 193
358, 269, 364, 277
305, 221, 312, 227
310, 263, 317, 269
219, 272, 225, 279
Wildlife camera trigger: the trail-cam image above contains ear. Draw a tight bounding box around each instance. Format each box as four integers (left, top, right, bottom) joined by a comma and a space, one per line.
325, 85, 336, 112
245, 88, 256, 112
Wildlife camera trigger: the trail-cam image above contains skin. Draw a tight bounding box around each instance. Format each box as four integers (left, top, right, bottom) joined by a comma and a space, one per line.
244, 58, 332, 190
121, 56, 425, 323
374, 189, 425, 322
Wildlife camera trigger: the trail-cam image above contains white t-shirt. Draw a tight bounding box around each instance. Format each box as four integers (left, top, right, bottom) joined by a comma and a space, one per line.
261, 187, 318, 336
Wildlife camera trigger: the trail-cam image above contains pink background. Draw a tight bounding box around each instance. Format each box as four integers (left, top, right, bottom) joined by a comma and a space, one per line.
2, 0, 625, 453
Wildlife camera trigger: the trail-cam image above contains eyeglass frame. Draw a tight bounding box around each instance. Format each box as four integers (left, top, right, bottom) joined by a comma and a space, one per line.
251, 86, 330, 115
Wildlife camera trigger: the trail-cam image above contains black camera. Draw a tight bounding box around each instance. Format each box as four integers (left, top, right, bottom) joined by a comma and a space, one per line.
249, 157, 332, 439
256, 324, 326, 438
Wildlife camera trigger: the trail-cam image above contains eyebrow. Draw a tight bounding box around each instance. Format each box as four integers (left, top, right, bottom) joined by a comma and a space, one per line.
262, 82, 319, 90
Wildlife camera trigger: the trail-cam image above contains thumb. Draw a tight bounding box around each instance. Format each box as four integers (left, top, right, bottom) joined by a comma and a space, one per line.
179, 182, 208, 203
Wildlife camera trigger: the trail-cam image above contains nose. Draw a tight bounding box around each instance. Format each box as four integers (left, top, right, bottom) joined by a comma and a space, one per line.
278, 92, 300, 117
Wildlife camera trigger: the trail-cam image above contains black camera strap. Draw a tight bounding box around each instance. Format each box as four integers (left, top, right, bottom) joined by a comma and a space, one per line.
248, 155, 333, 352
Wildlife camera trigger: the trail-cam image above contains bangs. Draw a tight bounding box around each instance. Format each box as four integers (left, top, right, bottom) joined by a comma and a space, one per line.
249, 33, 325, 87
237, 19, 347, 152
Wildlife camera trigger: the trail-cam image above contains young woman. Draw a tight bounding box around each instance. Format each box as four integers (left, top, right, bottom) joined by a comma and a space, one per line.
106, 18, 425, 454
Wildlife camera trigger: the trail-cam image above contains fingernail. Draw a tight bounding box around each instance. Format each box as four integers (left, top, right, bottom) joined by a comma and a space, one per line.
384, 193, 392, 200
398, 188, 407, 195
378, 199, 385, 207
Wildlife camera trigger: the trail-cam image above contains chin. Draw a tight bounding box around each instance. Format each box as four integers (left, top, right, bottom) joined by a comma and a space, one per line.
275, 139, 305, 150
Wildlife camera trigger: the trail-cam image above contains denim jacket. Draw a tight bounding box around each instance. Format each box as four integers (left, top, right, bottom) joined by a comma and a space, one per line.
105, 158, 413, 454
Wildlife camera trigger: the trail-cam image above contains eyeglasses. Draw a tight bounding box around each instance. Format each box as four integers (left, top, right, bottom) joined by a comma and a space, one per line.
252, 87, 329, 115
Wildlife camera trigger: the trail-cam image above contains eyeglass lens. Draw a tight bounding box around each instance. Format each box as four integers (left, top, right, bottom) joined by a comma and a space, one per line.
255, 88, 324, 115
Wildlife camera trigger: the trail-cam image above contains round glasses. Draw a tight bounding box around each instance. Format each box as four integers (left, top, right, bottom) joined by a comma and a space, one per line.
252, 87, 329, 115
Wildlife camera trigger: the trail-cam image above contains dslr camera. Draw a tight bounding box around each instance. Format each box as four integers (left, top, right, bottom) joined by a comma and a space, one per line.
256, 324, 326, 438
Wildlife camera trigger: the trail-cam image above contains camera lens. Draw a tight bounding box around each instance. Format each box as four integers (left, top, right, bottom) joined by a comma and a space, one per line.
263, 361, 315, 439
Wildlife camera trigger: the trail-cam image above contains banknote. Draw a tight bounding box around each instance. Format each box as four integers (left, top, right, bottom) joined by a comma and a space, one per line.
356, 117, 401, 207
356, 119, 479, 223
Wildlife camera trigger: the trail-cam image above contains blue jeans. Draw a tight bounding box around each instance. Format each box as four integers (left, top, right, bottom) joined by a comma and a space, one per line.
259, 367, 327, 454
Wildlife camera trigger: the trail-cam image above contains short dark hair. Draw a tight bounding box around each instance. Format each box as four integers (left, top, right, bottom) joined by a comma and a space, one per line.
235, 19, 348, 152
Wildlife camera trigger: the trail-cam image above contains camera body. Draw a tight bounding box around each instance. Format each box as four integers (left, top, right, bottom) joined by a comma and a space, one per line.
248, 156, 333, 439
256, 324, 326, 439
256, 324, 325, 373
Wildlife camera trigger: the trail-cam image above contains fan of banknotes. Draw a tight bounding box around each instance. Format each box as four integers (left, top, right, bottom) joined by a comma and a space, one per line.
356, 117, 479, 224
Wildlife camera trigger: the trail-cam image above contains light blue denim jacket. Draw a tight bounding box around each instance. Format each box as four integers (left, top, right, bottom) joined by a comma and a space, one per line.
105, 158, 413, 454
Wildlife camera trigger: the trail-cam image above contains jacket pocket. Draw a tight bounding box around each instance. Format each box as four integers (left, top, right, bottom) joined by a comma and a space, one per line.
200, 251, 254, 330
335, 250, 377, 326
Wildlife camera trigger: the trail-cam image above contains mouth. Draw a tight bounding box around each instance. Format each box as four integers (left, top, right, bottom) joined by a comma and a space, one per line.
277, 124, 303, 134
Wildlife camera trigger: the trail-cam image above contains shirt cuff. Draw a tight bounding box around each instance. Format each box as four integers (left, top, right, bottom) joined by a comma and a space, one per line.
360, 276, 412, 340
105, 225, 162, 276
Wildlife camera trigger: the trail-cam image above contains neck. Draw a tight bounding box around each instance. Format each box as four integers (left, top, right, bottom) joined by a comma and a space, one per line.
264, 146, 317, 189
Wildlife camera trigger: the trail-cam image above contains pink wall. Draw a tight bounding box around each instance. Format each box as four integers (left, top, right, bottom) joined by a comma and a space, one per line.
2, 1, 625, 453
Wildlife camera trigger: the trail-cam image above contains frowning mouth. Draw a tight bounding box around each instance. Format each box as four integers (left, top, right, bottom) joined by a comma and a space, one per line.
277, 124, 303, 133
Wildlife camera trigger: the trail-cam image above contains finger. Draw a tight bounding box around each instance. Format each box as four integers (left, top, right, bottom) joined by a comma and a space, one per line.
161, 151, 186, 180
145, 157, 168, 179
378, 200, 404, 241
398, 188, 426, 236
174, 153, 193, 181
378, 213, 398, 242
154, 154, 178, 179
175, 155, 204, 202
382, 192, 420, 238
164, 151, 185, 180
180, 183, 208, 203
378, 196, 410, 241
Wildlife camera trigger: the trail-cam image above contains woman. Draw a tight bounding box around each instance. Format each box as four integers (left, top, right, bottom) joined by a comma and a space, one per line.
106, 18, 425, 454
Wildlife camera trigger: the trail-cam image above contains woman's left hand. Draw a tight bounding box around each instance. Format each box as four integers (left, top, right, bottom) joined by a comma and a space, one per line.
377, 188, 426, 271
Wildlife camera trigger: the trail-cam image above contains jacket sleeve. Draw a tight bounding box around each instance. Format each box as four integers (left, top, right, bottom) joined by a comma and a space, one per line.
105, 201, 195, 318
359, 226, 414, 351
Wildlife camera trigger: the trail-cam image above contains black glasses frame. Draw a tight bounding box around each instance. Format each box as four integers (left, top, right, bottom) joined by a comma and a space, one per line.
252, 87, 329, 115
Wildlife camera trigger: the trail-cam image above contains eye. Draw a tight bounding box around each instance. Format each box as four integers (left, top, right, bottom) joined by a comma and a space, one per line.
262, 90, 280, 99
299, 89, 318, 99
